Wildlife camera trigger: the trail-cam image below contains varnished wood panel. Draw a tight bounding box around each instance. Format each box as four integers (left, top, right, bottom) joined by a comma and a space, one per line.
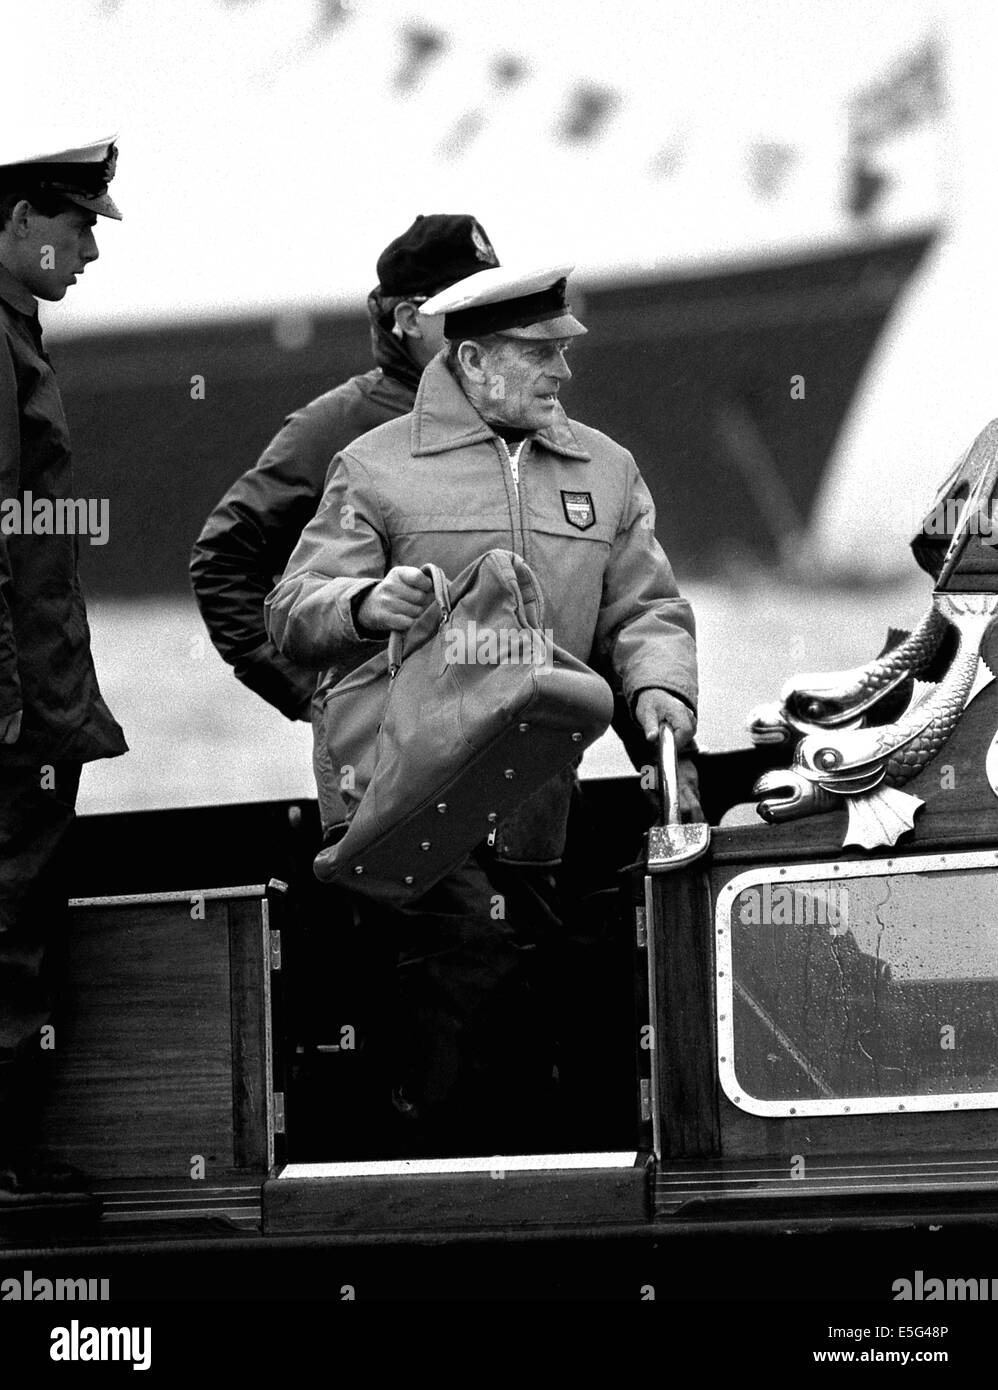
228, 899, 271, 1170
716, 1093, 998, 1163
649, 868, 721, 1161
36, 895, 271, 1179
263, 1158, 651, 1235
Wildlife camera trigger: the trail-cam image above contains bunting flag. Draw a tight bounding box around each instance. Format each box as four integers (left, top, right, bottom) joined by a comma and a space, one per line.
317, 0, 355, 33
438, 109, 486, 158
848, 37, 942, 148
648, 136, 686, 179
394, 22, 447, 93
846, 158, 889, 218
556, 81, 621, 143
747, 140, 798, 199
491, 54, 528, 89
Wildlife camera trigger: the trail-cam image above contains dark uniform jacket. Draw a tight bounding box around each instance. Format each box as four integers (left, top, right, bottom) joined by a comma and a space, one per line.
265, 352, 697, 859
0, 264, 125, 767
189, 323, 420, 719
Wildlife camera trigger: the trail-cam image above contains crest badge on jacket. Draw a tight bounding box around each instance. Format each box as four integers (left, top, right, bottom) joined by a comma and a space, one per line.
561, 490, 596, 530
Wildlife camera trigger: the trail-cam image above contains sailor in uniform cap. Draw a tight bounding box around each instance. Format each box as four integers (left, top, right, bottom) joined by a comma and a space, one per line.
267, 261, 698, 1155
0, 135, 120, 298
0, 135, 125, 1211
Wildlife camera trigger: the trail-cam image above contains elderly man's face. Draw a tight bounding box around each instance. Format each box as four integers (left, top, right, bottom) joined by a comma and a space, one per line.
478, 337, 573, 431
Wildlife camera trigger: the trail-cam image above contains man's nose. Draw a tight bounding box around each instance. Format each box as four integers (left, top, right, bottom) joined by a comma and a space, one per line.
550, 351, 572, 381
81, 232, 100, 264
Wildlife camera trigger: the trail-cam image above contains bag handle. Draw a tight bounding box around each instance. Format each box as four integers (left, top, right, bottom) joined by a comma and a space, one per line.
387, 563, 452, 678
504, 551, 545, 632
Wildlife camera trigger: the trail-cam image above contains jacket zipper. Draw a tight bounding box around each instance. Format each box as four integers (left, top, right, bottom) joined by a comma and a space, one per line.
494, 437, 529, 565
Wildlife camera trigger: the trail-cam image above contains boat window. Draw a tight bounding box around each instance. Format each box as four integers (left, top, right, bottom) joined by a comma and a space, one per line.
715, 850, 998, 1117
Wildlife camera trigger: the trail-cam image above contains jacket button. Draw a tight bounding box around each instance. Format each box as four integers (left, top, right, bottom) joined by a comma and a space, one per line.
504, 769, 515, 779
436, 803, 447, 813
404, 875, 415, 885
353, 865, 364, 875
571, 732, 582, 742
420, 841, 431, 851
518, 722, 529, 732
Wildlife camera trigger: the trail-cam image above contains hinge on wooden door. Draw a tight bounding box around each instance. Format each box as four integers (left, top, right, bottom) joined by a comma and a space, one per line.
273, 1092, 286, 1134
269, 930, 282, 971
635, 906, 647, 949
639, 1078, 652, 1122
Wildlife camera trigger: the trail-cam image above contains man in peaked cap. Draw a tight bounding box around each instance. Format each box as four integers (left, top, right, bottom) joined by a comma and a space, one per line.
190, 213, 499, 828
0, 135, 126, 1209
0, 136, 122, 223
266, 262, 698, 1156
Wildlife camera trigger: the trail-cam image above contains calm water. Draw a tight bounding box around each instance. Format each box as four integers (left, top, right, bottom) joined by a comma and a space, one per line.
78, 574, 931, 816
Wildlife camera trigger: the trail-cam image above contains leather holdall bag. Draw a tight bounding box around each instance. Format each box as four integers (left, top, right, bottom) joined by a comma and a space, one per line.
314, 548, 614, 906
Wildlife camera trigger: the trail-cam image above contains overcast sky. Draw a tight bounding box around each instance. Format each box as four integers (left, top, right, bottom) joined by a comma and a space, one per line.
4, 0, 948, 333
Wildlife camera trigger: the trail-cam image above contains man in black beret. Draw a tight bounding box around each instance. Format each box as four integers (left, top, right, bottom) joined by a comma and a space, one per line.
0, 136, 126, 1210
189, 216, 498, 1159
191, 214, 499, 834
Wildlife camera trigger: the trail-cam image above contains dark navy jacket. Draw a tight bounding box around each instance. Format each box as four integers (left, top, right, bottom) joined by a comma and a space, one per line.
190, 320, 419, 718
0, 263, 126, 766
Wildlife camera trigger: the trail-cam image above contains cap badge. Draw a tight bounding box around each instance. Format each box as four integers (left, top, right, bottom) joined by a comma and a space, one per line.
471, 222, 497, 264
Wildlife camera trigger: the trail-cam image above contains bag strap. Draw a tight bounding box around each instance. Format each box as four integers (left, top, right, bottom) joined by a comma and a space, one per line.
504, 551, 545, 630
387, 563, 452, 678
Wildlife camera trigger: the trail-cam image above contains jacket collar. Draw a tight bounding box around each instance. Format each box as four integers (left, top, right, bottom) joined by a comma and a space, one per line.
0, 261, 39, 319
410, 351, 591, 461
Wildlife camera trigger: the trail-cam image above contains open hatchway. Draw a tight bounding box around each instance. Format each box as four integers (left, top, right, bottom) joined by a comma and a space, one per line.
264, 772, 665, 1234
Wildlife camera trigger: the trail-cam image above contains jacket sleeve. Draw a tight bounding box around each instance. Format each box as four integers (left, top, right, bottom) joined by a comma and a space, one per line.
189, 400, 342, 720
0, 335, 22, 718
264, 452, 390, 669
594, 454, 698, 713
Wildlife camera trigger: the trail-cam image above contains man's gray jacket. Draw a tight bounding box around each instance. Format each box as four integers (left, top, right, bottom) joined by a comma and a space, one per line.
265, 351, 697, 860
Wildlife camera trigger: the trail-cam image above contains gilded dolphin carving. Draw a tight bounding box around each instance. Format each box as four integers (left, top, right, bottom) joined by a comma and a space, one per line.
779, 606, 949, 727
755, 592, 998, 844
746, 608, 948, 749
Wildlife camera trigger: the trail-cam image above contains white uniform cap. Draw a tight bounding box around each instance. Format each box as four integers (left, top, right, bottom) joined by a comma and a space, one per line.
420, 262, 586, 340
0, 134, 121, 220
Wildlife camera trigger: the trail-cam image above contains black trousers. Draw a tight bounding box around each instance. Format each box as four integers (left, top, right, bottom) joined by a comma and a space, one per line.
363, 846, 567, 1157
0, 761, 81, 1164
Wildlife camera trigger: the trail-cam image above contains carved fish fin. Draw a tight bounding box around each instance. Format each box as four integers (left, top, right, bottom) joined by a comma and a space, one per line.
933, 593, 998, 622
907, 678, 938, 710
818, 765, 887, 796
878, 627, 910, 656
842, 786, 925, 849
964, 657, 996, 708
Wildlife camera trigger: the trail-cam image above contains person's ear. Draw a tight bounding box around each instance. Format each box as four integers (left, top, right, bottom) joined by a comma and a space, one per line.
392, 301, 422, 341
7, 200, 36, 239
456, 340, 488, 384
